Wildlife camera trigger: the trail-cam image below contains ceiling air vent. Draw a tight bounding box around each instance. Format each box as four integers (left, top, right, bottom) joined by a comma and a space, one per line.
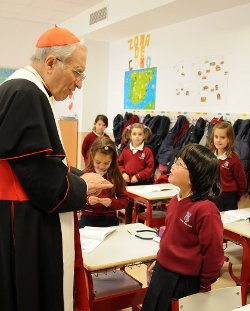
89, 7, 108, 25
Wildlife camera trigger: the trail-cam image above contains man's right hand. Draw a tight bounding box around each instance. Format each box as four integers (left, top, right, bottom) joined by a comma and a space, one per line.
80, 172, 113, 196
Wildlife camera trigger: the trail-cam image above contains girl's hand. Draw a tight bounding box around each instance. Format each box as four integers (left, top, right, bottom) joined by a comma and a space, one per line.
148, 261, 156, 273
122, 173, 130, 182
98, 198, 112, 207
131, 175, 138, 183
88, 196, 100, 205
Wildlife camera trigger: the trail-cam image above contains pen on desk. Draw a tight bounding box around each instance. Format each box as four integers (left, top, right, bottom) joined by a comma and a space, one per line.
127, 230, 132, 235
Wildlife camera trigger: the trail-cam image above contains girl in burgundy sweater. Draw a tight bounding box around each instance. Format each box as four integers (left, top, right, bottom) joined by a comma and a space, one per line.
142, 144, 224, 311
81, 114, 109, 165
118, 123, 154, 222
79, 136, 128, 227
210, 121, 247, 211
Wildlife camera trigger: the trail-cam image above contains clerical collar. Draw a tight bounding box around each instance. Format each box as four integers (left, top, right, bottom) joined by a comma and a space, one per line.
25, 66, 52, 97
130, 142, 144, 154
215, 151, 227, 160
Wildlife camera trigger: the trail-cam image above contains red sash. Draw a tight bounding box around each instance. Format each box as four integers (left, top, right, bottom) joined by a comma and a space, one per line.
0, 161, 28, 200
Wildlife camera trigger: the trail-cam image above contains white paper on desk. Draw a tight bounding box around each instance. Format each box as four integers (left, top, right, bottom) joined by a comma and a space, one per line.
153, 236, 161, 243
132, 184, 175, 195
231, 305, 250, 311
80, 226, 116, 253
221, 209, 250, 224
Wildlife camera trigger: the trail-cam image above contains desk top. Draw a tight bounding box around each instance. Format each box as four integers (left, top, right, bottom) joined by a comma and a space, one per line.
224, 219, 250, 238
126, 183, 179, 200
82, 223, 159, 272
222, 207, 250, 238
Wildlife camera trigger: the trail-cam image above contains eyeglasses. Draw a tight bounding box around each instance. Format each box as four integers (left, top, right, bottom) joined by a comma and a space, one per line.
56, 58, 86, 82
173, 158, 188, 169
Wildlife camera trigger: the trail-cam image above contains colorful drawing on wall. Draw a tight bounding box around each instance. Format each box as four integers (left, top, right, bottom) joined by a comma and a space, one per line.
0, 68, 16, 84
124, 67, 157, 109
174, 56, 228, 106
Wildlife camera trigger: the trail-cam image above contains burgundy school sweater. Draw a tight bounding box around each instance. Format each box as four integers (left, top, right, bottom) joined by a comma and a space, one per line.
81, 171, 129, 217
118, 146, 154, 181
81, 131, 109, 163
157, 196, 224, 290
219, 153, 247, 198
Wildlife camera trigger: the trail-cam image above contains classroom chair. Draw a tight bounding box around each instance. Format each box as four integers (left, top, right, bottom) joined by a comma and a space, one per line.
224, 240, 243, 283
132, 201, 168, 228
87, 269, 145, 311
223, 240, 250, 305
171, 286, 242, 311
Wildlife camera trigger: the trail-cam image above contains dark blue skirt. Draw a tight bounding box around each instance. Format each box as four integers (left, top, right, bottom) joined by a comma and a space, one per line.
142, 261, 199, 311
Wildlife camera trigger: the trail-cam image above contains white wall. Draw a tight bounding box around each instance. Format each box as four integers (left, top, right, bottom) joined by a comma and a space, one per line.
0, 18, 48, 68
105, 3, 250, 131
3, 3, 250, 134
80, 39, 109, 131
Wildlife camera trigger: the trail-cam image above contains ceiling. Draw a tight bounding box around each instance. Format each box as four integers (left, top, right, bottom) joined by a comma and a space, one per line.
0, 0, 103, 26
83, 0, 250, 41
1, 0, 250, 41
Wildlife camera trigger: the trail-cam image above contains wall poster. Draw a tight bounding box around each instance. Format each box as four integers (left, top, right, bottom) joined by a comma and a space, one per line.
174, 55, 229, 107
124, 67, 157, 109
124, 33, 157, 110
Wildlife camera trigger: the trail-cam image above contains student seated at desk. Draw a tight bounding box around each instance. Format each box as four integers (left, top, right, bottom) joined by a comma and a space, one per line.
79, 137, 129, 228
142, 144, 224, 311
118, 123, 154, 223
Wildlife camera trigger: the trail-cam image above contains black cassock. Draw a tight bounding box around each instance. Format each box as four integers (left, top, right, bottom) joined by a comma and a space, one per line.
0, 69, 87, 311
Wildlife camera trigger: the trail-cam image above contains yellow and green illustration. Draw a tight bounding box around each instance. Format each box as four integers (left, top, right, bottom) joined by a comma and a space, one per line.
124, 67, 157, 109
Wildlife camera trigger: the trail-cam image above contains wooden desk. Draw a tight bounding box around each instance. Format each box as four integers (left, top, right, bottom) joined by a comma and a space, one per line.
126, 183, 179, 227
82, 223, 159, 310
222, 208, 250, 305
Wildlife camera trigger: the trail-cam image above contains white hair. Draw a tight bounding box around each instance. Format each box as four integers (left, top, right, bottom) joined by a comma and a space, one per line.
30, 41, 86, 63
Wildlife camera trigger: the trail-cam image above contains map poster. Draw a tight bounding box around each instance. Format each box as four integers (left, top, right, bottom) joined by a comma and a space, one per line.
124, 67, 157, 109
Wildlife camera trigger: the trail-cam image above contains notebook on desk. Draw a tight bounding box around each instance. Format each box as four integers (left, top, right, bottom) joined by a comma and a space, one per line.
221, 209, 250, 224
80, 226, 116, 253
132, 184, 176, 195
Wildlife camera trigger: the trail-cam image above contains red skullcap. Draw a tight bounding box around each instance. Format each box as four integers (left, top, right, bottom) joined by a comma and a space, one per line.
36, 25, 80, 47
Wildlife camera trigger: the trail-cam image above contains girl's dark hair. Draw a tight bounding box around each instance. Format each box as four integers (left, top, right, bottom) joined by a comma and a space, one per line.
178, 144, 221, 202
87, 136, 125, 195
209, 121, 235, 157
93, 114, 108, 130
122, 123, 152, 145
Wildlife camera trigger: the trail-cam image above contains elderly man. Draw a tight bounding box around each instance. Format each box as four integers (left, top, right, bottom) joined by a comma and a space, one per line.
0, 26, 111, 311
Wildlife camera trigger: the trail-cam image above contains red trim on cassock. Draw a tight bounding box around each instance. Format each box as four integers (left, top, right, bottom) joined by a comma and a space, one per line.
1, 148, 54, 160
48, 176, 70, 213
0, 161, 28, 200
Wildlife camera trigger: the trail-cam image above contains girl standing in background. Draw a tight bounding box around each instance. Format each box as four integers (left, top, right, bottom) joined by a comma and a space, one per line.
210, 121, 247, 211
81, 114, 109, 165
79, 136, 128, 228
118, 123, 154, 222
